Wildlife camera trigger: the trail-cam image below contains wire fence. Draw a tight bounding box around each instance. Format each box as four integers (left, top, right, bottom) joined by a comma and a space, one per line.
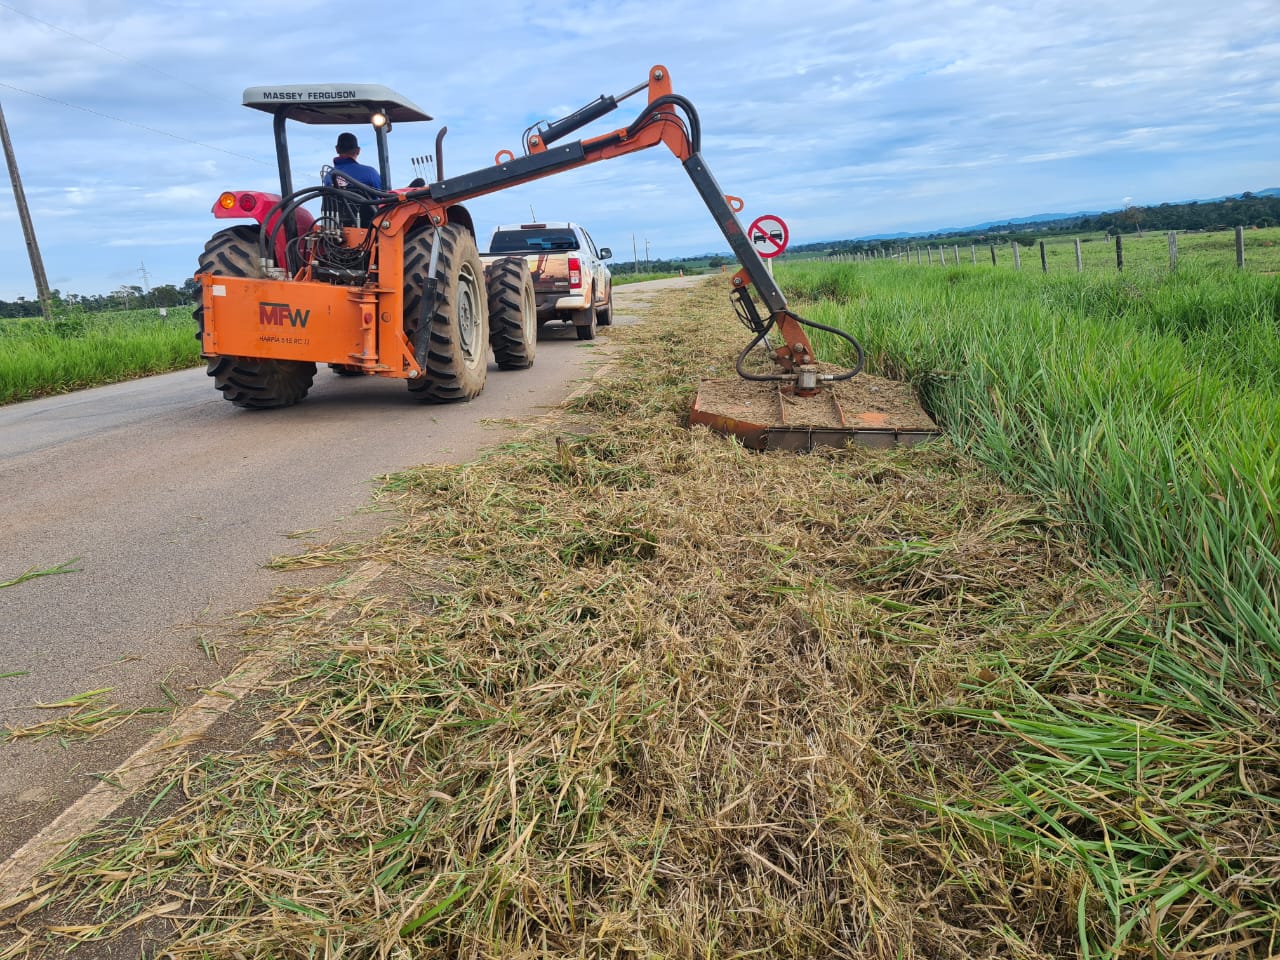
830, 226, 1280, 274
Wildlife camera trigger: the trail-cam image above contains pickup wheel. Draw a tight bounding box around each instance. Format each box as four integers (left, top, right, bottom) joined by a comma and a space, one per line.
196, 225, 316, 409
404, 224, 489, 402
596, 286, 613, 326
574, 291, 597, 341
484, 256, 536, 369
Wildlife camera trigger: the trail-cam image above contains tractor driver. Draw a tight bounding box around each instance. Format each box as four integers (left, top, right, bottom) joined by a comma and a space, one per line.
324, 132, 382, 191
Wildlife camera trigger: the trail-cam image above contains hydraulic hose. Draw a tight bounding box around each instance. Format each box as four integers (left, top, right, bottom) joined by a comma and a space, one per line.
735, 310, 866, 384
260, 182, 400, 272
626, 94, 701, 154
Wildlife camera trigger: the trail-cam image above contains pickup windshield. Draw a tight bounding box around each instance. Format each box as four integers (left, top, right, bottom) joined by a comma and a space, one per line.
488, 229, 580, 254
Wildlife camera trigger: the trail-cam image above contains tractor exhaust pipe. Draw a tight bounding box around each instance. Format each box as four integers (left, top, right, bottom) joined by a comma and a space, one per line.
435, 126, 447, 181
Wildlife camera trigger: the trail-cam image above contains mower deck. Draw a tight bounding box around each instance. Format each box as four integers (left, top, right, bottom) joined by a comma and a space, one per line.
689, 375, 940, 452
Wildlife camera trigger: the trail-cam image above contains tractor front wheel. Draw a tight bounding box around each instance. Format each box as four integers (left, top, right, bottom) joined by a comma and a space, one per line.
196, 226, 316, 409
404, 224, 489, 402
484, 256, 536, 369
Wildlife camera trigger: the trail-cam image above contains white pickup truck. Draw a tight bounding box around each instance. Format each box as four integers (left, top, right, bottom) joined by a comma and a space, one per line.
481, 222, 613, 341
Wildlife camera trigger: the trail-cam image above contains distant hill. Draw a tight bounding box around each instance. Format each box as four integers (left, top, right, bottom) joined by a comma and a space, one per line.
920, 188, 1280, 239
796, 188, 1280, 254
928, 210, 1106, 235
1201, 187, 1280, 202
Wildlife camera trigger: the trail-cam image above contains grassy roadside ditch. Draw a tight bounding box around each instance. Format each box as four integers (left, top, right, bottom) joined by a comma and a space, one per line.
0, 308, 201, 405
1, 278, 1275, 957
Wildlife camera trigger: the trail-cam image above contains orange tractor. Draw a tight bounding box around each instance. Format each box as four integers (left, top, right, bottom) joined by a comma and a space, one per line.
195, 66, 865, 416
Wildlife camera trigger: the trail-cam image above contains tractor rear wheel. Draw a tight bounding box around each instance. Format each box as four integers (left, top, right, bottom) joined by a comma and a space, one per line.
196, 226, 316, 409
484, 256, 536, 369
404, 224, 489, 402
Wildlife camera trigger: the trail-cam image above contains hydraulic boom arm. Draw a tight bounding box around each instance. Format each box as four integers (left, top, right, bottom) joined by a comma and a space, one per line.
344, 65, 865, 393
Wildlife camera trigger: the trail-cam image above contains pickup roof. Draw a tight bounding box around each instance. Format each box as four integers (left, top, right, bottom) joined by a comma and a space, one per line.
481, 222, 613, 341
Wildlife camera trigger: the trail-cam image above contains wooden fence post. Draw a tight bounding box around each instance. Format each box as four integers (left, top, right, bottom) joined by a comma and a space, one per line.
1039, 240, 1047, 273
989, 244, 996, 266
953, 244, 960, 264
1074, 238, 1082, 273
1013, 242, 1021, 270
1116, 234, 1123, 272
971, 244, 977, 264
1236, 226, 1244, 268
939, 245, 946, 266
1168, 231, 1178, 270
927, 247, 933, 265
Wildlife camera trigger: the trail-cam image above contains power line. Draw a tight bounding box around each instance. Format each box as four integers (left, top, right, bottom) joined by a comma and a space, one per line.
0, 1, 222, 101
0, 81, 271, 166
0, 6, 400, 197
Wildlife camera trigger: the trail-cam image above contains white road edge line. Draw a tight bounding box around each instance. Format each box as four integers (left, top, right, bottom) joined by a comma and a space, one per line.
0, 559, 388, 907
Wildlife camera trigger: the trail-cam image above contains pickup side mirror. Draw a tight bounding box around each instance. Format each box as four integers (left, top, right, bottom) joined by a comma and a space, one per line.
599, 247, 612, 260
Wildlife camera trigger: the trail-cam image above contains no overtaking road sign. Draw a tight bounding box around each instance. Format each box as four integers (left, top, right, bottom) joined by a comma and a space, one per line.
748, 214, 789, 259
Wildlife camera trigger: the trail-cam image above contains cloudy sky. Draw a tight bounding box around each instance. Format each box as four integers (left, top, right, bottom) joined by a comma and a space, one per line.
1, 0, 1278, 299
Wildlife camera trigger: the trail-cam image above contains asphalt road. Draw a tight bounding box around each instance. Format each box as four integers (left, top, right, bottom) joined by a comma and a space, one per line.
0, 276, 704, 862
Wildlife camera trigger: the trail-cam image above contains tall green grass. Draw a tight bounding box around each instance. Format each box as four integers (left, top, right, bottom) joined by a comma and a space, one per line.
783, 262, 1280, 654
0, 307, 201, 404
779, 259, 1280, 956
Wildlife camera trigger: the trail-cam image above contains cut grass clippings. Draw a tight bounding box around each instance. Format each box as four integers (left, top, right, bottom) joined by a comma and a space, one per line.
0, 559, 81, 590
2, 687, 172, 744
1, 280, 1274, 958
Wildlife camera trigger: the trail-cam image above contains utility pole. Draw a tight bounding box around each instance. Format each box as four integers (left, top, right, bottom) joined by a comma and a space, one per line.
0, 98, 52, 322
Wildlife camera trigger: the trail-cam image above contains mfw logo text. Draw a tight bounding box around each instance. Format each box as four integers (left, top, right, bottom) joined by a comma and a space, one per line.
259, 301, 310, 328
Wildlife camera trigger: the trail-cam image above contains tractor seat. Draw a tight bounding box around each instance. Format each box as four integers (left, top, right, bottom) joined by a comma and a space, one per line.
322, 170, 370, 229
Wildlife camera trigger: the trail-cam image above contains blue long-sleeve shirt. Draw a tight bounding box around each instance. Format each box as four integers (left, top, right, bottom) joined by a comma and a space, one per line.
325, 155, 381, 190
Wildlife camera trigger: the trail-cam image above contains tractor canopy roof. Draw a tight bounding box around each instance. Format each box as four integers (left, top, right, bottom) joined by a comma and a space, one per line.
241, 84, 432, 124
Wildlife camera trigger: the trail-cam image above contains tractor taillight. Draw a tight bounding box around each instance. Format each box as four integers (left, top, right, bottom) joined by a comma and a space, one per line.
217, 192, 237, 210
568, 257, 582, 289
238, 194, 257, 212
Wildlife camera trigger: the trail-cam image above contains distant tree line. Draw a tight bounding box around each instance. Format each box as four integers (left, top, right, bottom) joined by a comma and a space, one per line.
1081, 192, 1280, 235
0, 278, 201, 319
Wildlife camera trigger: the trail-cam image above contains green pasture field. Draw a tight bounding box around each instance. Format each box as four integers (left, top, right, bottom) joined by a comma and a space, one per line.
873, 225, 1280, 274
0, 307, 201, 405
779, 257, 1280, 955
611, 270, 683, 285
